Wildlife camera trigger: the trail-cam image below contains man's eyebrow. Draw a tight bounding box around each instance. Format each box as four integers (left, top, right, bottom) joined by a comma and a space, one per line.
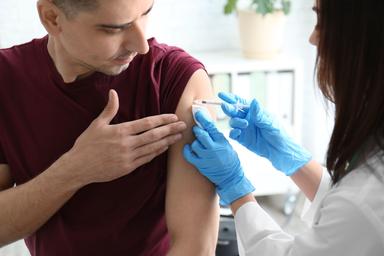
143, 4, 154, 16
97, 23, 131, 29
312, 6, 319, 12
96, 4, 154, 29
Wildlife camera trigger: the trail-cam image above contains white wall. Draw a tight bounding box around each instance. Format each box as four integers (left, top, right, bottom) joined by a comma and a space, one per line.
0, 1, 46, 47
147, 0, 240, 52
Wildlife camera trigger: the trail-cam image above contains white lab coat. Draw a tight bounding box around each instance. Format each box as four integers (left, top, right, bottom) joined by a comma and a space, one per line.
234, 154, 384, 255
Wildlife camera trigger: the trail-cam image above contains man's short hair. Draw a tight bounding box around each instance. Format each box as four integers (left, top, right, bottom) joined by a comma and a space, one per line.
52, 0, 99, 18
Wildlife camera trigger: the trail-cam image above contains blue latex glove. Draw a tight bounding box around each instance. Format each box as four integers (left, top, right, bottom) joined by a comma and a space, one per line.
218, 92, 311, 176
183, 110, 255, 206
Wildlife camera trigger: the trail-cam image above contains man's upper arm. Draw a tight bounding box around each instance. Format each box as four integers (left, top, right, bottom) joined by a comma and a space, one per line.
0, 164, 14, 191
166, 69, 219, 255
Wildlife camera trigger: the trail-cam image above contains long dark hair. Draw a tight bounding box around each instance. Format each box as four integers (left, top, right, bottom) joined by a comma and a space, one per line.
315, 0, 384, 184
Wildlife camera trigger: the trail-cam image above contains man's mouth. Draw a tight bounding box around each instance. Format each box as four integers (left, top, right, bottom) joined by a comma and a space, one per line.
113, 53, 137, 65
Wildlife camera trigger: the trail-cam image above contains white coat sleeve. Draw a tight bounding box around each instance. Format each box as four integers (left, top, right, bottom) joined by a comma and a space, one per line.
236, 167, 331, 255
301, 168, 331, 224
234, 193, 384, 256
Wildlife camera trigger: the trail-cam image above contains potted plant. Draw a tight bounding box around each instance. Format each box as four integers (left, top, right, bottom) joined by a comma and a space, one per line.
224, 0, 291, 59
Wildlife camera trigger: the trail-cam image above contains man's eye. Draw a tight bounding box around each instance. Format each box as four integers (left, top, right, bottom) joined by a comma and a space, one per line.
103, 28, 123, 34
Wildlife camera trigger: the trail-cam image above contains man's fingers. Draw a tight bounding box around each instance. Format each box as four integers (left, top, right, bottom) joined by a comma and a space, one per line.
96, 90, 119, 124
132, 133, 182, 158
132, 121, 186, 147
120, 114, 181, 135
131, 147, 169, 171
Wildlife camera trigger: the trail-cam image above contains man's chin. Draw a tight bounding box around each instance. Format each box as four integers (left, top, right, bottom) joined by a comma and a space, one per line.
100, 64, 130, 76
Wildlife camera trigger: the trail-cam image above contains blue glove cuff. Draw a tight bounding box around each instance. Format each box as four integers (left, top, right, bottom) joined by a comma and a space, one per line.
282, 151, 312, 176
217, 175, 255, 206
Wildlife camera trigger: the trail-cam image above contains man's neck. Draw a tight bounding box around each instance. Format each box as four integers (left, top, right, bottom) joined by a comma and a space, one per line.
47, 36, 93, 83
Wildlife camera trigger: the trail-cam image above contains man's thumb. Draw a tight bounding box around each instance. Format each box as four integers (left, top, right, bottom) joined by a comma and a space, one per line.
97, 90, 119, 124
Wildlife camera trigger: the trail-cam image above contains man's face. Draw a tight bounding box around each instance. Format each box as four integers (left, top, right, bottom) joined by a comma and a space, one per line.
56, 0, 153, 76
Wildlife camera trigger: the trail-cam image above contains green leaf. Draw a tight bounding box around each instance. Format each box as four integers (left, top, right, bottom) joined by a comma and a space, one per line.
255, 0, 274, 15
225, 0, 291, 15
282, 0, 291, 15
224, 0, 238, 15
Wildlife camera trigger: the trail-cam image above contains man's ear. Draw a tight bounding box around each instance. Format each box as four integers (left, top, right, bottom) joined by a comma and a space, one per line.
36, 0, 63, 36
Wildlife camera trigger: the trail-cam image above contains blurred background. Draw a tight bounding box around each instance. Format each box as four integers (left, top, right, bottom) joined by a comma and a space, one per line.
0, 0, 334, 255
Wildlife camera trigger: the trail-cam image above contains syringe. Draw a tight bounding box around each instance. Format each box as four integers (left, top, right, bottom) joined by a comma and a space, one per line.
193, 99, 248, 113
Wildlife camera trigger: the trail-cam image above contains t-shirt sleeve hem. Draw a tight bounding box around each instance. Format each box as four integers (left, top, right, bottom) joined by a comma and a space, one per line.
159, 49, 206, 114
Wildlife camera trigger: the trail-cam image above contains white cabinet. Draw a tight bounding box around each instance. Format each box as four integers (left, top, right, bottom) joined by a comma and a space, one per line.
193, 51, 304, 196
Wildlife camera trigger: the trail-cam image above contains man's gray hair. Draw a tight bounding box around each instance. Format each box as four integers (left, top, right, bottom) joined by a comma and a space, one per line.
52, 0, 99, 18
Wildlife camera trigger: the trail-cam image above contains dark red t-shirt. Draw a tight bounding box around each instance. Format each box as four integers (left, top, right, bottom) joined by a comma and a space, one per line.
0, 36, 204, 255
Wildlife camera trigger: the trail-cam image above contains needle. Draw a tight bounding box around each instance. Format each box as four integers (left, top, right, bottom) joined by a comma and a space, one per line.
193, 99, 248, 113
193, 99, 222, 106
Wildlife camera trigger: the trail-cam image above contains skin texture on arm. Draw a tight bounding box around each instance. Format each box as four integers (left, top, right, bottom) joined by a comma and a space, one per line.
166, 69, 220, 256
230, 193, 256, 215
291, 160, 324, 201
0, 161, 81, 246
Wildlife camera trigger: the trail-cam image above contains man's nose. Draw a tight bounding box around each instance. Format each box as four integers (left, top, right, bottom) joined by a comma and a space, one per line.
123, 21, 149, 55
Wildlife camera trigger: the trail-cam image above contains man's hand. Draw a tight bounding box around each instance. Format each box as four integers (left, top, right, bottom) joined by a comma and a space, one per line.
65, 89, 187, 186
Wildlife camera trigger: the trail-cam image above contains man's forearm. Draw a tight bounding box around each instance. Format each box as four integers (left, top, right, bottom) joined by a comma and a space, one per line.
0, 153, 83, 246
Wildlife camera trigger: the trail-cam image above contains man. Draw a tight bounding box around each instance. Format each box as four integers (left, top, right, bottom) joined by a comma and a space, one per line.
0, 0, 219, 255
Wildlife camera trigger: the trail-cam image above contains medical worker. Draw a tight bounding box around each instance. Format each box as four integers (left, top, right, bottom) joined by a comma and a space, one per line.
183, 0, 384, 255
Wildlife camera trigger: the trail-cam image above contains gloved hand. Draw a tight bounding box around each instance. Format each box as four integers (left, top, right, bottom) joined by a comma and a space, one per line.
183, 110, 255, 206
218, 92, 311, 176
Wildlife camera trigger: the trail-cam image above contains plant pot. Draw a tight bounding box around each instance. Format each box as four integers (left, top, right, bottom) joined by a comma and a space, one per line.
237, 9, 286, 59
